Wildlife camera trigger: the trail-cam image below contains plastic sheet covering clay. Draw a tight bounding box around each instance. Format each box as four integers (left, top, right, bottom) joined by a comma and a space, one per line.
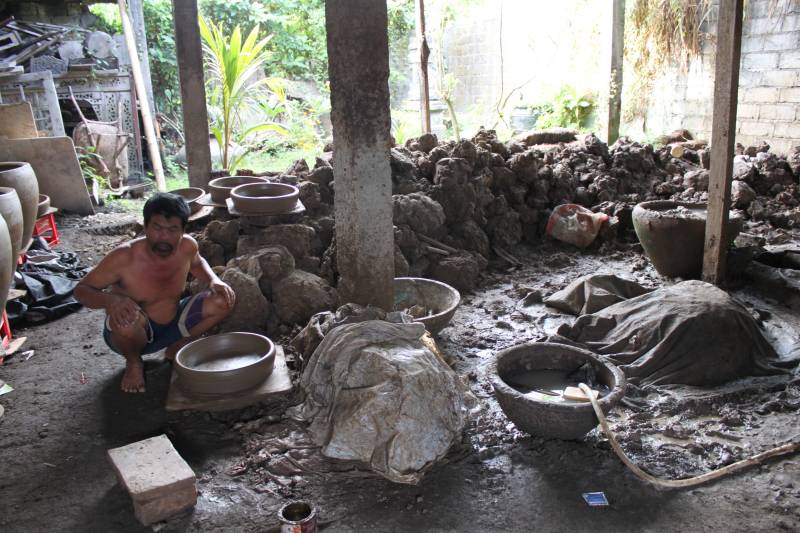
289, 320, 476, 484
549, 277, 787, 387
544, 273, 653, 315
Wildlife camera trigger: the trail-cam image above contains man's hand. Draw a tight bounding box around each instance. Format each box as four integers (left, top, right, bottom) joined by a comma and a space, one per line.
209, 278, 235, 310
107, 294, 142, 331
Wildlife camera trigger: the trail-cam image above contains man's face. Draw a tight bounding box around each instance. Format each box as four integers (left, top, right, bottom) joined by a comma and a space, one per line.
144, 214, 184, 257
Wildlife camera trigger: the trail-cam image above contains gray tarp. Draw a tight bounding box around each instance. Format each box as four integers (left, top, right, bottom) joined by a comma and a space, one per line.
549, 276, 787, 387
289, 320, 476, 484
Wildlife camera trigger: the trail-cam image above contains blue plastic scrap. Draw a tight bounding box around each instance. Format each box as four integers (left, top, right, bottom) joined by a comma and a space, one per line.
582, 492, 609, 507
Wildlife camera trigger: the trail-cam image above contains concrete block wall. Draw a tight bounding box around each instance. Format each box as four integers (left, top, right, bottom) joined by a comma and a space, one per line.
642, 0, 800, 154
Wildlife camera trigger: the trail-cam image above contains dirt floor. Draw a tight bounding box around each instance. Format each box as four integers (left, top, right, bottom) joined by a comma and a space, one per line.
0, 209, 799, 532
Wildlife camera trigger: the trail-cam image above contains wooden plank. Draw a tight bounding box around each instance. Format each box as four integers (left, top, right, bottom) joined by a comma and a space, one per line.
0, 137, 95, 215
702, 0, 744, 285
607, 0, 625, 144
171, 0, 212, 188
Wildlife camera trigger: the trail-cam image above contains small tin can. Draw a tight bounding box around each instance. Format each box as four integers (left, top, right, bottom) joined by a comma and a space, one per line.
278, 501, 318, 533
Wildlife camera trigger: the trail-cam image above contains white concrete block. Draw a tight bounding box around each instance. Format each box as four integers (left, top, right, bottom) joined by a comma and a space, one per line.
108, 434, 197, 526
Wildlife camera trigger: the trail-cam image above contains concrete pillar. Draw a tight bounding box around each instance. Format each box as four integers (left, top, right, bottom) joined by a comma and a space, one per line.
326, 0, 395, 309
172, 0, 212, 188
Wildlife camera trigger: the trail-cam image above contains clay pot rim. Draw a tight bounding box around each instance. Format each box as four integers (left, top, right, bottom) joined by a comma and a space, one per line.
634, 200, 744, 222
230, 182, 299, 201
488, 341, 626, 413
174, 332, 275, 375
0, 162, 32, 173
169, 187, 205, 201
393, 277, 461, 332
0, 186, 19, 196
208, 175, 268, 190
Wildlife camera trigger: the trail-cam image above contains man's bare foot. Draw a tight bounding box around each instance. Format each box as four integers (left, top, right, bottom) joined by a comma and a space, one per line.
121, 359, 145, 393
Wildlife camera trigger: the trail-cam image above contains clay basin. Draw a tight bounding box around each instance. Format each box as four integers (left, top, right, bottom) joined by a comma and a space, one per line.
632, 200, 743, 278
37, 194, 50, 217
230, 182, 299, 215
489, 342, 626, 440
393, 277, 461, 335
208, 176, 266, 204
175, 332, 276, 396
168, 187, 204, 214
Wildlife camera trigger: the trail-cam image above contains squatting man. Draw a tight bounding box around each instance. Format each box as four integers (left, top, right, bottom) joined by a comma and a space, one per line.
75, 193, 236, 393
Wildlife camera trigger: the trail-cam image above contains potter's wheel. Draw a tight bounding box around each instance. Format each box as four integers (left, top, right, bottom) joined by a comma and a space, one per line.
175, 332, 276, 397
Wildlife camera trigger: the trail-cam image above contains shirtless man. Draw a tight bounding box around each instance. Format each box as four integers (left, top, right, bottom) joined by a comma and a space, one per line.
75, 193, 235, 393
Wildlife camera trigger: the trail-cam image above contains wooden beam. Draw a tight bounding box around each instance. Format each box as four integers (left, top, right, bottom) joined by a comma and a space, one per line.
702, 0, 744, 285
172, 0, 212, 188
607, 0, 625, 144
416, 0, 431, 134
118, 0, 166, 191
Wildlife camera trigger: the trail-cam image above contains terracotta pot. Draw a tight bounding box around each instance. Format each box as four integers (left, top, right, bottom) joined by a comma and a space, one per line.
208, 176, 266, 204
37, 194, 50, 218
0, 215, 13, 316
230, 182, 299, 214
168, 187, 204, 214
174, 332, 276, 396
632, 200, 743, 278
0, 162, 40, 251
393, 277, 461, 335
0, 187, 24, 262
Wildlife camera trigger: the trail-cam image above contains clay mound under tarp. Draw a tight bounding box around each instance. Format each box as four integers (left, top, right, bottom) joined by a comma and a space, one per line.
289, 320, 476, 485
549, 277, 787, 387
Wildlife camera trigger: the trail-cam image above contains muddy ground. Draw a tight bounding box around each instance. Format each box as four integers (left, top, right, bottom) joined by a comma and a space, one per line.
0, 210, 798, 532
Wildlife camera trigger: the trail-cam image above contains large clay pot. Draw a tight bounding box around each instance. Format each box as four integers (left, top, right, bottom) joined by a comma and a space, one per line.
632, 200, 743, 278
0, 162, 39, 251
0, 215, 14, 317
0, 187, 24, 262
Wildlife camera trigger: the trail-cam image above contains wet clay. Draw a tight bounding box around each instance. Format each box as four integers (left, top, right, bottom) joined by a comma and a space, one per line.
192, 353, 263, 372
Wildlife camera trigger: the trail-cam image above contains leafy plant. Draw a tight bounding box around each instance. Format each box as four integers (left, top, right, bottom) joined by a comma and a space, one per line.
76, 146, 109, 191
534, 86, 597, 131
200, 17, 288, 171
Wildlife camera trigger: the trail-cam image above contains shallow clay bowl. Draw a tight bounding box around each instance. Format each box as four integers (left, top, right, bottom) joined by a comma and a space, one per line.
230, 182, 299, 215
208, 176, 267, 204
168, 187, 204, 214
175, 332, 276, 396
37, 194, 50, 217
489, 342, 626, 440
394, 277, 461, 335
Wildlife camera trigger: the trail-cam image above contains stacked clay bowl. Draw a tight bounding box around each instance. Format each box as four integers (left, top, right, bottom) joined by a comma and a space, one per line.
230, 182, 299, 215
208, 176, 266, 204
169, 187, 204, 214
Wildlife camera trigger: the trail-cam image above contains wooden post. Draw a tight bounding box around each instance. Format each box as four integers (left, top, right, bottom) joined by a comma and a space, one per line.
118, 0, 166, 192
327, 0, 395, 309
416, 0, 431, 134
607, 0, 625, 144
702, 0, 744, 285
172, 0, 212, 189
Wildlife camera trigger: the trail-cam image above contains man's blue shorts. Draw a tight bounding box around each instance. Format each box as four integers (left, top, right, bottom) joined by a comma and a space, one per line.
103, 291, 209, 355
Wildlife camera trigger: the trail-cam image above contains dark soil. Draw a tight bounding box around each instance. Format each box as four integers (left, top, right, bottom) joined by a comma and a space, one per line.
0, 214, 798, 532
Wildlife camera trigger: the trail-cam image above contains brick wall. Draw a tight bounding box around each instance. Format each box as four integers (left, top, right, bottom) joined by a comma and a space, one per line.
640, 0, 800, 154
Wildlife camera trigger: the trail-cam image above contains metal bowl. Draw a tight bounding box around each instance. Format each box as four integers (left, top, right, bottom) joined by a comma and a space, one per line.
168, 187, 204, 214
174, 332, 276, 396
230, 182, 299, 215
208, 176, 267, 204
489, 342, 626, 440
393, 277, 461, 335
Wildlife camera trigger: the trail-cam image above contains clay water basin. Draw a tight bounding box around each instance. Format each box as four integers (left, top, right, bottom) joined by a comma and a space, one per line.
394, 277, 461, 335
168, 187, 204, 214
489, 342, 625, 440
632, 200, 743, 278
175, 332, 275, 396
230, 182, 299, 215
208, 176, 267, 204
37, 194, 50, 217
